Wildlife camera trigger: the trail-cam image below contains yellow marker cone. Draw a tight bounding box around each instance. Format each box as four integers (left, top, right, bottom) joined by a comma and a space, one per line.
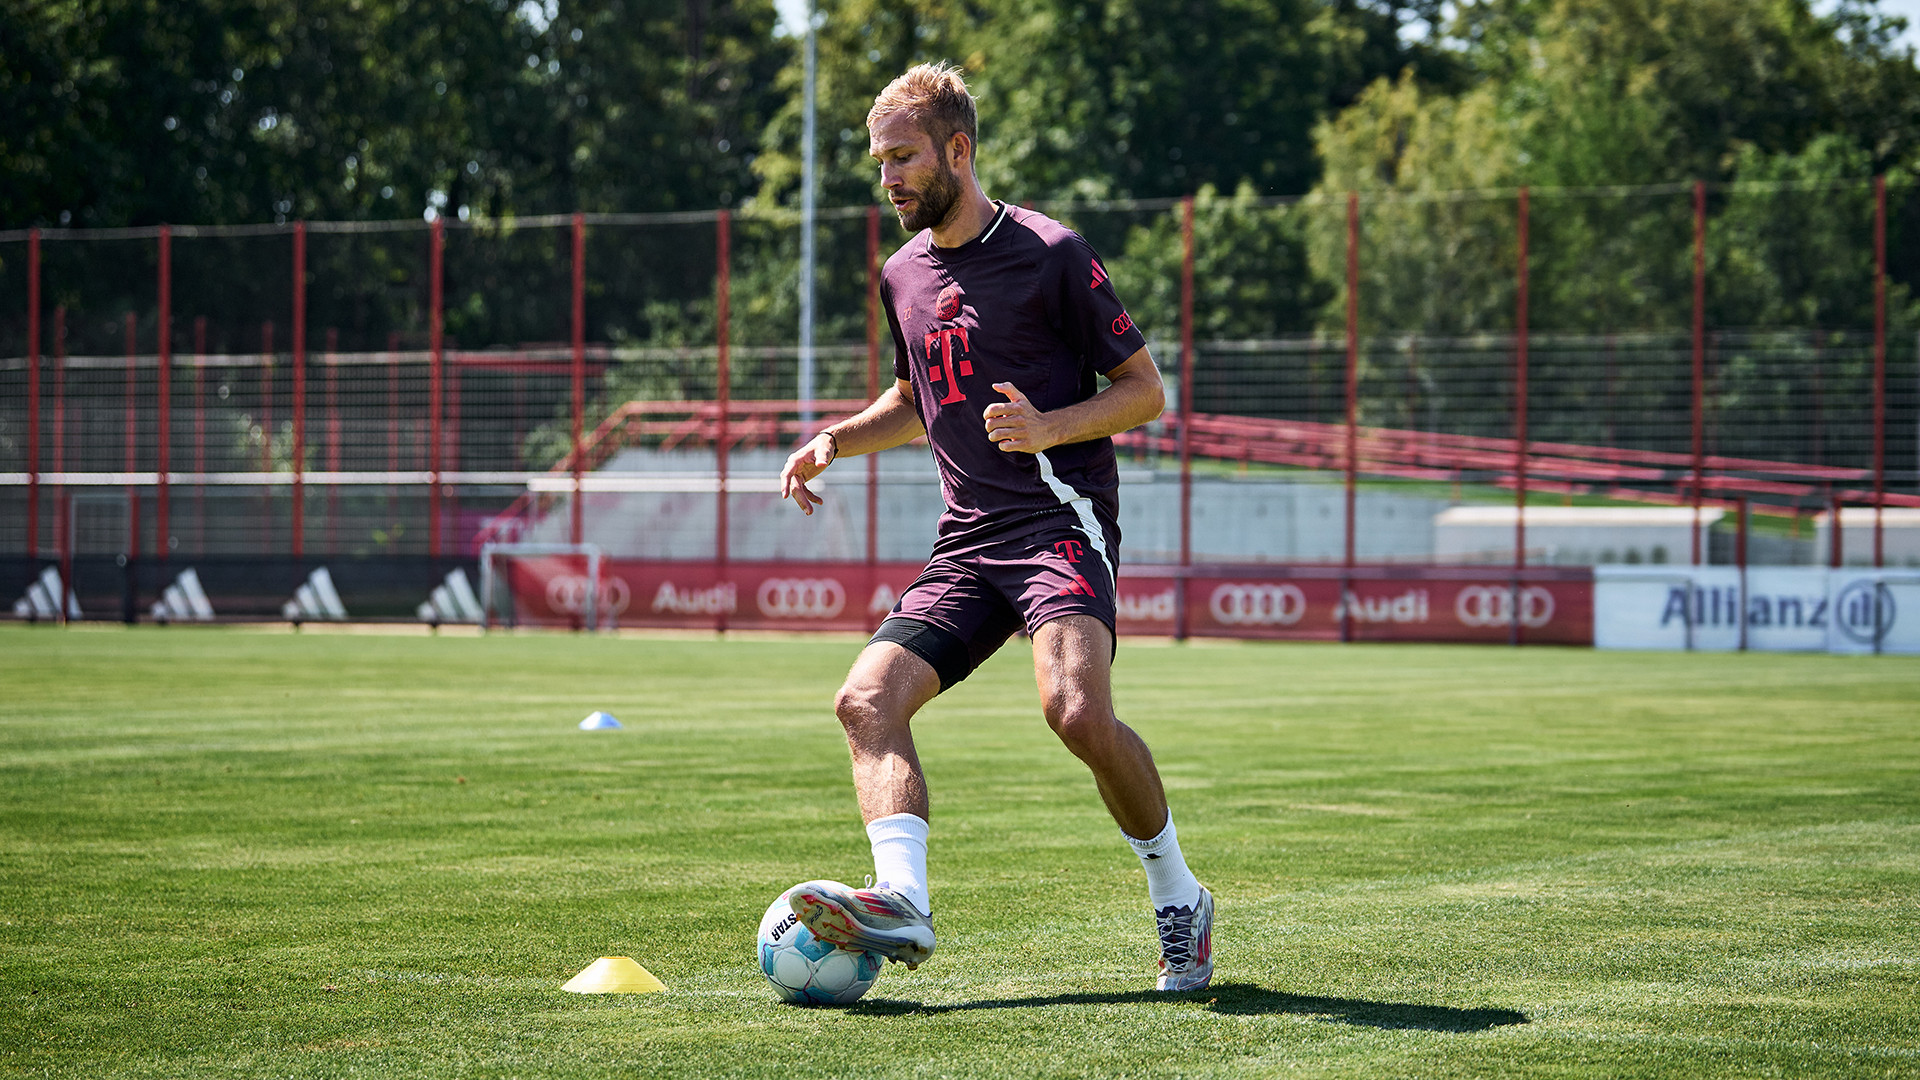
562, 956, 667, 994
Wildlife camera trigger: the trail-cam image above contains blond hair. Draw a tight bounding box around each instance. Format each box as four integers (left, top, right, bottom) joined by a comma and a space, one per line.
867, 62, 978, 162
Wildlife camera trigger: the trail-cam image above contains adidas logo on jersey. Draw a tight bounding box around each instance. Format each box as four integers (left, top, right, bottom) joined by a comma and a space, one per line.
1089, 258, 1108, 289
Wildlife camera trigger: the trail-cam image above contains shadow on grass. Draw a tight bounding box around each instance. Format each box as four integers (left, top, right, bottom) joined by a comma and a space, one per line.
852, 981, 1528, 1032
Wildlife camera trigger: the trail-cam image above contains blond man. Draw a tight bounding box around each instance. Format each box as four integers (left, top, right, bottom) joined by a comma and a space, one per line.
779, 62, 1212, 991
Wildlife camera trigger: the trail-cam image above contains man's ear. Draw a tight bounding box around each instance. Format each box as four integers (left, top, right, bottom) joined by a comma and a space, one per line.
947, 131, 972, 170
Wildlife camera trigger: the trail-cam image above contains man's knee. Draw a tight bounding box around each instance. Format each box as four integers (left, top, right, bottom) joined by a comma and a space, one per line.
835, 666, 925, 742
834, 678, 893, 734
1043, 690, 1116, 757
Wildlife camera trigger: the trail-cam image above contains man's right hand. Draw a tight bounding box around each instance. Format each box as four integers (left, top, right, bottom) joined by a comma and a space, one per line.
779, 432, 836, 515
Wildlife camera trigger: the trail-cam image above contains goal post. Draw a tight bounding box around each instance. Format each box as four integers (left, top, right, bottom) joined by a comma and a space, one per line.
478, 542, 605, 633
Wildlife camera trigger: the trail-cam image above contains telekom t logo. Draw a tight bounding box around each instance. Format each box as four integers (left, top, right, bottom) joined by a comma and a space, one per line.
924, 327, 973, 405
1053, 539, 1084, 564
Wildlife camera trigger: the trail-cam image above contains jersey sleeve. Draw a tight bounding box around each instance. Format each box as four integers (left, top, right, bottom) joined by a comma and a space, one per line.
882, 278, 912, 382
1050, 232, 1148, 374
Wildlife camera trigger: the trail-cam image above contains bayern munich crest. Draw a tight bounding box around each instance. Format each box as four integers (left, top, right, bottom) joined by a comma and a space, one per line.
935, 283, 964, 320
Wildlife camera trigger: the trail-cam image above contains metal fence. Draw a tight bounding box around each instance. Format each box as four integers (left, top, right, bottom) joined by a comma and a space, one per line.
1, 178, 1915, 604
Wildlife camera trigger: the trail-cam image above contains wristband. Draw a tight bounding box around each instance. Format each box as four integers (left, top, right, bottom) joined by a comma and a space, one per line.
820, 429, 839, 463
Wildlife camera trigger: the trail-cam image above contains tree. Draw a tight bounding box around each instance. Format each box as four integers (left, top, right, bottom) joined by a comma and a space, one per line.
748, 0, 1456, 211
1309, 0, 1920, 335
0, 0, 787, 229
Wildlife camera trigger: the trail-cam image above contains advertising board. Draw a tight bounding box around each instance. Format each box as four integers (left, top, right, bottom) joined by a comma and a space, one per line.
494, 558, 1594, 645
1593, 566, 1920, 654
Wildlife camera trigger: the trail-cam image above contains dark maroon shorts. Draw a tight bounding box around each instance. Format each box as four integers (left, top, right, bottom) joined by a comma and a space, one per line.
872, 513, 1118, 691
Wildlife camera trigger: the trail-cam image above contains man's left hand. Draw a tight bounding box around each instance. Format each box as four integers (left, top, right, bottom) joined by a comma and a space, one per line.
984, 383, 1058, 454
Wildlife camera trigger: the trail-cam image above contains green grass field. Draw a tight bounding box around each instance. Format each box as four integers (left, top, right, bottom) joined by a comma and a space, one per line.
2, 624, 1916, 1078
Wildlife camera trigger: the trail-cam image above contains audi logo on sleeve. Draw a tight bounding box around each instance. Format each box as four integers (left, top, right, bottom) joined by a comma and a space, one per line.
1454, 585, 1555, 628
756, 578, 847, 619
1208, 583, 1307, 626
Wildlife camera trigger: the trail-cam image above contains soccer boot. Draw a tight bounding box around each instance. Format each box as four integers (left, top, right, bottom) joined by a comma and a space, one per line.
788, 879, 935, 969
1154, 885, 1214, 991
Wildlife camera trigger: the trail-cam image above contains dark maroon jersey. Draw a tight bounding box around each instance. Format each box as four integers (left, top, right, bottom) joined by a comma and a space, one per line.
881, 202, 1149, 555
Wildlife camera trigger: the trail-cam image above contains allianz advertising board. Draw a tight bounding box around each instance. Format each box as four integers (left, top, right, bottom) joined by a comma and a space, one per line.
1594, 567, 1920, 654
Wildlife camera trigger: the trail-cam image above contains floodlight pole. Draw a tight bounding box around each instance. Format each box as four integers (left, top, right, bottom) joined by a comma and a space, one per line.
1690, 180, 1706, 566
571, 212, 586, 548
1177, 195, 1195, 642
157, 224, 171, 560
716, 208, 732, 634
1511, 187, 1529, 646
797, 0, 819, 428
866, 204, 882, 620
1872, 175, 1886, 568
1342, 192, 1359, 644
291, 220, 306, 558
26, 228, 39, 559
429, 218, 445, 558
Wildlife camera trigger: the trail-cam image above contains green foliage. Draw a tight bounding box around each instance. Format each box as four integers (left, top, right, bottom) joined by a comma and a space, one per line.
2, 627, 1918, 1076
0, 0, 785, 228
1106, 182, 1330, 344
1309, 0, 1920, 336
750, 0, 1448, 209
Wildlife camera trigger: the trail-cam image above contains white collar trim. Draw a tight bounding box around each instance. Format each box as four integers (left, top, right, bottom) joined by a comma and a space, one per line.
926, 201, 1010, 254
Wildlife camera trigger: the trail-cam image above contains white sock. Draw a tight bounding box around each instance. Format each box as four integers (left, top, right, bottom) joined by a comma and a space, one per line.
866, 812, 931, 916
1126, 813, 1201, 912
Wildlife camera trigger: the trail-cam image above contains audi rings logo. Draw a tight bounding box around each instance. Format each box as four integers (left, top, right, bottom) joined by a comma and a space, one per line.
1209, 583, 1307, 626
1454, 585, 1554, 628
756, 578, 846, 619
546, 575, 631, 617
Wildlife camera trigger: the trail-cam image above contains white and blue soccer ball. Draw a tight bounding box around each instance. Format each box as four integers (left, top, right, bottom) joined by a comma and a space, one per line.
757, 886, 884, 1005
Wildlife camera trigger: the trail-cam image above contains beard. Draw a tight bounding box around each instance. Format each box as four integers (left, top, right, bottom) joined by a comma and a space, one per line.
894, 160, 964, 233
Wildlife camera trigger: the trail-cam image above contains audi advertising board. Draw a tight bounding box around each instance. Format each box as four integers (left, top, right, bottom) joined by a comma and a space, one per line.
499, 559, 1594, 643
1118, 568, 1593, 644
499, 558, 923, 633
1594, 566, 1920, 654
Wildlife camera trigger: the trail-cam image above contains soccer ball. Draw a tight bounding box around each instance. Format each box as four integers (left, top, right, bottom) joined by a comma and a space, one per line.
756, 885, 884, 1005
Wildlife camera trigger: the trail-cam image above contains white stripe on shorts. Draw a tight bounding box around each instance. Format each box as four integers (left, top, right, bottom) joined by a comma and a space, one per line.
1035, 451, 1117, 592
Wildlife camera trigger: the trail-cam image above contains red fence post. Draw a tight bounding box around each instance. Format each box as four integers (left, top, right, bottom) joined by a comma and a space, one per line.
157, 224, 171, 560
1343, 192, 1360, 643
53, 307, 66, 478
194, 316, 206, 551
429, 218, 444, 558
1177, 195, 1196, 641
291, 221, 306, 558
125, 312, 139, 558
716, 208, 731, 632
387, 331, 400, 475
1830, 494, 1843, 568
1737, 495, 1750, 652
26, 228, 39, 558
1512, 186, 1530, 646
325, 327, 340, 553
259, 320, 274, 546
865, 204, 881, 591
260, 321, 274, 474
571, 212, 587, 548
1873, 174, 1887, 568
54, 308, 66, 577
1691, 180, 1706, 566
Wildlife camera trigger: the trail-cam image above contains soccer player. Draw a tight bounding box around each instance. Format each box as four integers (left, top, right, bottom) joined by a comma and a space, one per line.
777, 63, 1212, 991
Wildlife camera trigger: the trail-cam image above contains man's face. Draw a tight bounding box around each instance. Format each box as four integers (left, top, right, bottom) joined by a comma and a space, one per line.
869, 111, 965, 233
